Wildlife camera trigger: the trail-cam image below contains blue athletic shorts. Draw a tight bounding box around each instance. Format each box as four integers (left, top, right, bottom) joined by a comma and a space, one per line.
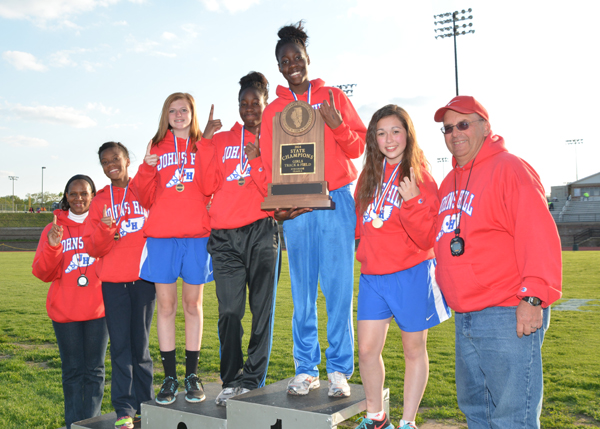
357, 259, 451, 332
139, 237, 213, 285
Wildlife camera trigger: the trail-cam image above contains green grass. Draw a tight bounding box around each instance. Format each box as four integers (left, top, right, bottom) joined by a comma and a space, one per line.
0, 213, 54, 228
0, 252, 599, 428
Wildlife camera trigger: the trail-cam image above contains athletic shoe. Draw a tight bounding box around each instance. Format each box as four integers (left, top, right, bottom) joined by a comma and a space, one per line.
355, 414, 394, 429
114, 415, 134, 429
397, 423, 418, 429
184, 373, 206, 403
155, 376, 179, 405
287, 374, 320, 395
237, 387, 251, 395
327, 371, 351, 397
215, 387, 238, 407
133, 413, 141, 428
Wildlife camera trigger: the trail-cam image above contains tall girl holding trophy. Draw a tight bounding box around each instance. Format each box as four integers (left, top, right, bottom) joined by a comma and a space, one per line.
353, 105, 451, 429
134, 93, 213, 406
260, 21, 366, 398
32, 175, 107, 429
84, 142, 155, 429
196, 72, 281, 407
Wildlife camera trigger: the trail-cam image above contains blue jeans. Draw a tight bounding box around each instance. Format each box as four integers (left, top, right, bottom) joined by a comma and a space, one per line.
454, 306, 550, 429
53, 318, 109, 429
282, 184, 356, 377
103, 280, 156, 418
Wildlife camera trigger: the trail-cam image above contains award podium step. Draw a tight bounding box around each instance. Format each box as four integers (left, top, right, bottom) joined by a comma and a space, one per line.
141, 382, 226, 429
227, 378, 389, 429
71, 412, 117, 429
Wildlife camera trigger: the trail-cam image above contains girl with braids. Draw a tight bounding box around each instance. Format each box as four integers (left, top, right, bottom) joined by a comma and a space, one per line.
84, 142, 155, 429
32, 175, 107, 429
134, 93, 213, 406
353, 105, 451, 429
195, 72, 281, 406
260, 20, 366, 398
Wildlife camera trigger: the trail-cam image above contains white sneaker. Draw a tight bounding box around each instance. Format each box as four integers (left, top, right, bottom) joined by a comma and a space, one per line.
327, 371, 350, 397
287, 374, 320, 395
215, 387, 237, 406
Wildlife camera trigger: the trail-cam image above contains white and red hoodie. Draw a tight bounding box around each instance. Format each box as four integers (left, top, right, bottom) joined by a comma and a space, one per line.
196, 122, 271, 230
355, 165, 439, 275
132, 133, 211, 238
260, 79, 366, 190
33, 209, 105, 323
434, 134, 562, 312
83, 180, 149, 282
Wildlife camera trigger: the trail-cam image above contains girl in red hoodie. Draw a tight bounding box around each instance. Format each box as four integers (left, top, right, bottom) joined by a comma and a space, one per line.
32, 175, 107, 429
195, 72, 280, 406
354, 105, 451, 429
84, 142, 155, 429
133, 93, 213, 405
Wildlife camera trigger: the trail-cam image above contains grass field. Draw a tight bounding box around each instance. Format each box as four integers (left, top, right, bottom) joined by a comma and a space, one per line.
0, 251, 599, 428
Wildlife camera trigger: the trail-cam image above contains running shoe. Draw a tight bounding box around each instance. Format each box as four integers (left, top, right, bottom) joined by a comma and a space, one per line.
327, 371, 351, 397
215, 387, 238, 407
114, 415, 134, 429
184, 373, 206, 403
287, 374, 320, 395
155, 376, 179, 405
398, 423, 418, 429
356, 414, 394, 429
133, 413, 141, 428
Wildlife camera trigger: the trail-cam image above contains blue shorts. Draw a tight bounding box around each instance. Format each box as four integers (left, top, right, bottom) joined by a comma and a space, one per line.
139, 237, 213, 285
357, 259, 451, 332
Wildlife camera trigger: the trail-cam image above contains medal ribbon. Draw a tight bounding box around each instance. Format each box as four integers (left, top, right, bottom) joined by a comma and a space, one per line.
109, 182, 129, 229
173, 132, 190, 184
289, 82, 312, 105
372, 159, 401, 220
239, 126, 249, 176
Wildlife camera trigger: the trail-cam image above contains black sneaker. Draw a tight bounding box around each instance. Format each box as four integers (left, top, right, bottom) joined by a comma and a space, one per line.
184, 373, 206, 403
155, 376, 179, 405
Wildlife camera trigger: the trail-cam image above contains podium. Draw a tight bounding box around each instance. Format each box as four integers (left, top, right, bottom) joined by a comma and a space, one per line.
69, 379, 389, 429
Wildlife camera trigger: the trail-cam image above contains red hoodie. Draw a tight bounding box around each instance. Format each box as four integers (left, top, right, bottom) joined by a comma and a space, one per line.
83, 180, 149, 282
261, 79, 366, 191
356, 165, 439, 275
132, 133, 211, 238
433, 134, 562, 312
196, 122, 271, 230
32, 209, 105, 323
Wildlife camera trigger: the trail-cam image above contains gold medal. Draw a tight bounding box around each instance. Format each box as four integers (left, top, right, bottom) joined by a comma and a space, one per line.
372, 217, 384, 229
176, 182, 185, 192
238, 177, 245, 186
114, 232, 120, 241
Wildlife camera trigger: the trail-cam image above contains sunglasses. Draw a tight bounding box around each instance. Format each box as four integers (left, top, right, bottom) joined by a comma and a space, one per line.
441, 119, 484, 135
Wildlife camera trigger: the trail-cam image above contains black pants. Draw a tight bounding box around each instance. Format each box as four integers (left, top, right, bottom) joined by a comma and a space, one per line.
207, 217, 281, 390
102, 279, 156, 418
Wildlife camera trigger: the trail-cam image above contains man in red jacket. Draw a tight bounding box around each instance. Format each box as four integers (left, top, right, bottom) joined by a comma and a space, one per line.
432, 96, 562, 429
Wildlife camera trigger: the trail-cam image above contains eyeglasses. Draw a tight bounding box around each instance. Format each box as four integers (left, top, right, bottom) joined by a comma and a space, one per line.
440, 119, 484, 135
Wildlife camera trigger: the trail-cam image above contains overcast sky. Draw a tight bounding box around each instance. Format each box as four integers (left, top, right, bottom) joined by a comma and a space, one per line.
1, 0, 598, 200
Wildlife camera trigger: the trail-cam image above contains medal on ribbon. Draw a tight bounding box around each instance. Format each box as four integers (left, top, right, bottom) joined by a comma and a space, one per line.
371, 159, 401, 229
173, 132, 190, 192
110, 182, 129, 240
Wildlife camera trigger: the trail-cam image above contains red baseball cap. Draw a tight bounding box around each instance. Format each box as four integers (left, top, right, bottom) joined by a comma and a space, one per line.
434, 95, 489, 122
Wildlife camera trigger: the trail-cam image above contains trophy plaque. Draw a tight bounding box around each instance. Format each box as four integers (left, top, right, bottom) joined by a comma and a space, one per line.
261, 100, 334, 210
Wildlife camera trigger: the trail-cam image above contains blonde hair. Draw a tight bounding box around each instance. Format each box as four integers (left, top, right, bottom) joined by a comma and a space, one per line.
152, 93, 202, 150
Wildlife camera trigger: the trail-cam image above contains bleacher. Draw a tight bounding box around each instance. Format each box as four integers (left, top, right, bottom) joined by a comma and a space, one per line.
555, 199, 600, 223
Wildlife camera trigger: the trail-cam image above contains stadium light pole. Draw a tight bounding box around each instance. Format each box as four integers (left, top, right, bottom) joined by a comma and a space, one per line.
41, 166, 46, 208
437, 157, 449, 178
9, 176, 19, 212
434, 8, 475, 96
566, 139, 583, 181
333, 84, 357, 97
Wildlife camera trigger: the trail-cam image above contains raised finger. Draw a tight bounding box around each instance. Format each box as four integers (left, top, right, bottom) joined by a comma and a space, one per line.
146, 139, 153, 156
102, 204, 107, 217
329, 89, 336, 108
410, 167, 415, 182
209, 104, 214, 121
53, 214, 57, 225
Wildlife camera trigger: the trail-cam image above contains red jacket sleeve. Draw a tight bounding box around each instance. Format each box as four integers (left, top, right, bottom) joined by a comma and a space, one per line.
131, 162, 158, 209
195, 137, 223, 197
503, 160, 562, 306
32, 224, 63, 283
83, 198, 117, 259
329, 90, 366, 159
399, 171, 440, 251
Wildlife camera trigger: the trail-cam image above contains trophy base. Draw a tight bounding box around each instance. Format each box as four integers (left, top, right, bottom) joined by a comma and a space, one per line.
261, 181, 335, 210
